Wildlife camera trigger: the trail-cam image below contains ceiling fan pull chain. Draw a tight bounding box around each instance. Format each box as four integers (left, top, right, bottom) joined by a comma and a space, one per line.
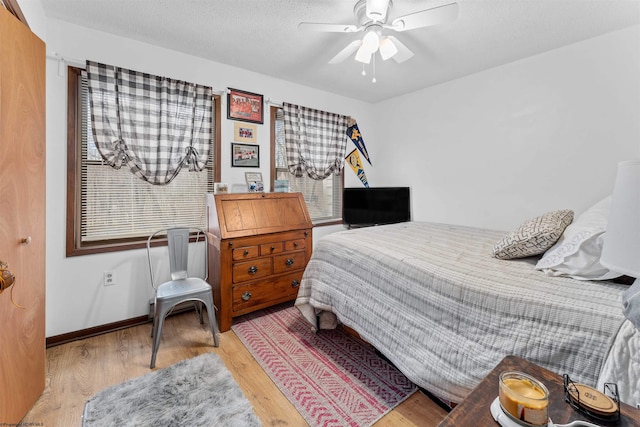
372, 54, 377, 83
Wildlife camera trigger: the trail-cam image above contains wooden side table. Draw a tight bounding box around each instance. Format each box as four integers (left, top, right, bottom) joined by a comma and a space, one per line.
438, 355, 640, 426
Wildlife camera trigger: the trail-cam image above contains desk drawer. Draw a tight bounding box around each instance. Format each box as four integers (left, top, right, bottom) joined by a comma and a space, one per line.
232, 272, 302, 311
285, 238, 306, 251
273, 252, 306, 274
232, 245, 259, 260
260, 242, 283, 256
232, 258, 272, 283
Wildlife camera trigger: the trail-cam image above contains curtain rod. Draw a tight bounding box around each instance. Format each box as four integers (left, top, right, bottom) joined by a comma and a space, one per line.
45, 58, 279, 109
46, 52, 85, 68
45, 57, 226, 96
265, 98, 283, 107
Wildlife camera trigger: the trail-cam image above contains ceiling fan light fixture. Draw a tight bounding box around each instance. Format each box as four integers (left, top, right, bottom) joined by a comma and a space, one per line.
361, 29, 380, 53
305, 0, 458, 69
386, 35, 414, 63
379, 37, 398, 60
355, 44, 372, 63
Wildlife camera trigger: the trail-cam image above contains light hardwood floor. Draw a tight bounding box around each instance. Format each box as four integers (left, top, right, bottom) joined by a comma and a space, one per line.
24, 309, 448, 426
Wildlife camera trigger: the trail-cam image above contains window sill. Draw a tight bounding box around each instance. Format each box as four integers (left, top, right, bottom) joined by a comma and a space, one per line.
66, 236, 182, 257
312, 219, 344, 228
67, 239, 148, 257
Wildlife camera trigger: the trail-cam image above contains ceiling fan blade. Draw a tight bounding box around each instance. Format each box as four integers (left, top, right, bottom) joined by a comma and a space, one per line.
390, 2, 458, 32
386, 36, 414, 63
329, 40, 363, 64
298, 22, 361, 33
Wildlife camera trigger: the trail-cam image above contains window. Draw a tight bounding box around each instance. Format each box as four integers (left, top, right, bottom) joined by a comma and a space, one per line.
66, 67, 221, 256
270, 107, 342, 225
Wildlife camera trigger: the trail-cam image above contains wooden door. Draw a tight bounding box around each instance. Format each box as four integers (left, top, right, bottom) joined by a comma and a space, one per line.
0, 6, 46, 423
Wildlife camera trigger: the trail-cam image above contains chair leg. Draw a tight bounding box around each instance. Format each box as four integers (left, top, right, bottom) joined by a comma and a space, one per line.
150, 302, 170, 369
194, 301, 204, 324
150, 318, 161, 369
203, 296, 219, 348
207, 307, 219, 348
151, 305, 156, 338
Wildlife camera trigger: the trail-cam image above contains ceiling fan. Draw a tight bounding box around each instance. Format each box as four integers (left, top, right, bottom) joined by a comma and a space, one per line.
298, 0, 458, 65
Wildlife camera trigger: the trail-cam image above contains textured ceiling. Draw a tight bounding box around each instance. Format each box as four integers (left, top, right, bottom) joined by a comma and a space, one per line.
41, 0, 640, 103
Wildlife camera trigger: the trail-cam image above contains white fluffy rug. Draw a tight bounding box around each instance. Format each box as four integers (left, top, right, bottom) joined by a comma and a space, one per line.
82, 352, 260, 427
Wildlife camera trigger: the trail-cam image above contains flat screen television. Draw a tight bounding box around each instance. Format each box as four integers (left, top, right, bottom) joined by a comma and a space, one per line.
343, 187, 411, 228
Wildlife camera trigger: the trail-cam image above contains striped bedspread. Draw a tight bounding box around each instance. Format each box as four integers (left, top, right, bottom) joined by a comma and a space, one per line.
295, 222, 630, 403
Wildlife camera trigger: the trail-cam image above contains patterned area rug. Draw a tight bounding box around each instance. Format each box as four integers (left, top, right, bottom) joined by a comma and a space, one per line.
232, 304, 417, 427
82, 353, 260, 427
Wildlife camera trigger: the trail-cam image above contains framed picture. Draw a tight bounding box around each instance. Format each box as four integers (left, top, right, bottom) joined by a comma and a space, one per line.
227, 88, 264, 124
231, 143, 260, 168
214, 182, 229, 194
234, 122, 257, 143
245, 172, 264, 193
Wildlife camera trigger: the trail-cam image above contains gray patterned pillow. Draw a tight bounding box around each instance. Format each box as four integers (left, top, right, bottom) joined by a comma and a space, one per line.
493, 209, 574, 260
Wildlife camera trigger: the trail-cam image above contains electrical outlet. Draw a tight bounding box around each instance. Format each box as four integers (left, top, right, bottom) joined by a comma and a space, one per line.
103, 271, 116, 286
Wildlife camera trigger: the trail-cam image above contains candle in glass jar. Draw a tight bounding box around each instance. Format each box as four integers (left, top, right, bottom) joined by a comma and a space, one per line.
499, 372, 549, 426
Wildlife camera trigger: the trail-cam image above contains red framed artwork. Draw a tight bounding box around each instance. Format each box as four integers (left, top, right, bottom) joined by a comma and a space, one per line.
227, 88, 264, 124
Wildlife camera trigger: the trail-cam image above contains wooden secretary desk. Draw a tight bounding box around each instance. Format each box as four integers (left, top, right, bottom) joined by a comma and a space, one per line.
206, 192, 313, 332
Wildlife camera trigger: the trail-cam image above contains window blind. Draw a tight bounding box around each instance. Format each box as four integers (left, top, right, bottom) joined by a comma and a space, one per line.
80, 72, 214, 242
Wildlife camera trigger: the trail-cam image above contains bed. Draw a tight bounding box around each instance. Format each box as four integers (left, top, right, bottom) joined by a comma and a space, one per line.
295, 220, 640, 406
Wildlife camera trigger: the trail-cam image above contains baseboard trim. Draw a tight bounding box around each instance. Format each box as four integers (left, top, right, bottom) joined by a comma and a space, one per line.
46, 302, 201, 348
46, 315, 150, 348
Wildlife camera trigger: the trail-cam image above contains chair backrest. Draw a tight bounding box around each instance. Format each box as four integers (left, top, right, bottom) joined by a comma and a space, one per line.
147, 227, 209, 289
167, 228, 190, 280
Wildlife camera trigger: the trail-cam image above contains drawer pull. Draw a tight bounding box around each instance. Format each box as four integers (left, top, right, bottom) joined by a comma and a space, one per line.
293, 242, 299, 248
242, 291, 252, 301
285, 258, 295, 266
291, 279, 300, 288
248, 265, 258, 274
244, 249, 249, 256
270, 246, 275, 252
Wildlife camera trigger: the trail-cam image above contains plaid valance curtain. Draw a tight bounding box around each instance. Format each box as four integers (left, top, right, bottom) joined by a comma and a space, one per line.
283, 102, 349, 180
86, 60, 213, 185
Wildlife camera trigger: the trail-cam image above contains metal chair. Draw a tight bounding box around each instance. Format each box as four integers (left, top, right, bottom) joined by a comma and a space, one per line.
147, 227, 219, 368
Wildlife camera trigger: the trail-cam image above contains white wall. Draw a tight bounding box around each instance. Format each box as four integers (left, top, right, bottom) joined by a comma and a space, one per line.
44, 18, 374, 337
16, 0, 45, 41
371, 26, 640, 231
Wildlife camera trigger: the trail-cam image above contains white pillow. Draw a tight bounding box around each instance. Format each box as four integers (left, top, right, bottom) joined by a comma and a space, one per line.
535, 196, 621, 280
